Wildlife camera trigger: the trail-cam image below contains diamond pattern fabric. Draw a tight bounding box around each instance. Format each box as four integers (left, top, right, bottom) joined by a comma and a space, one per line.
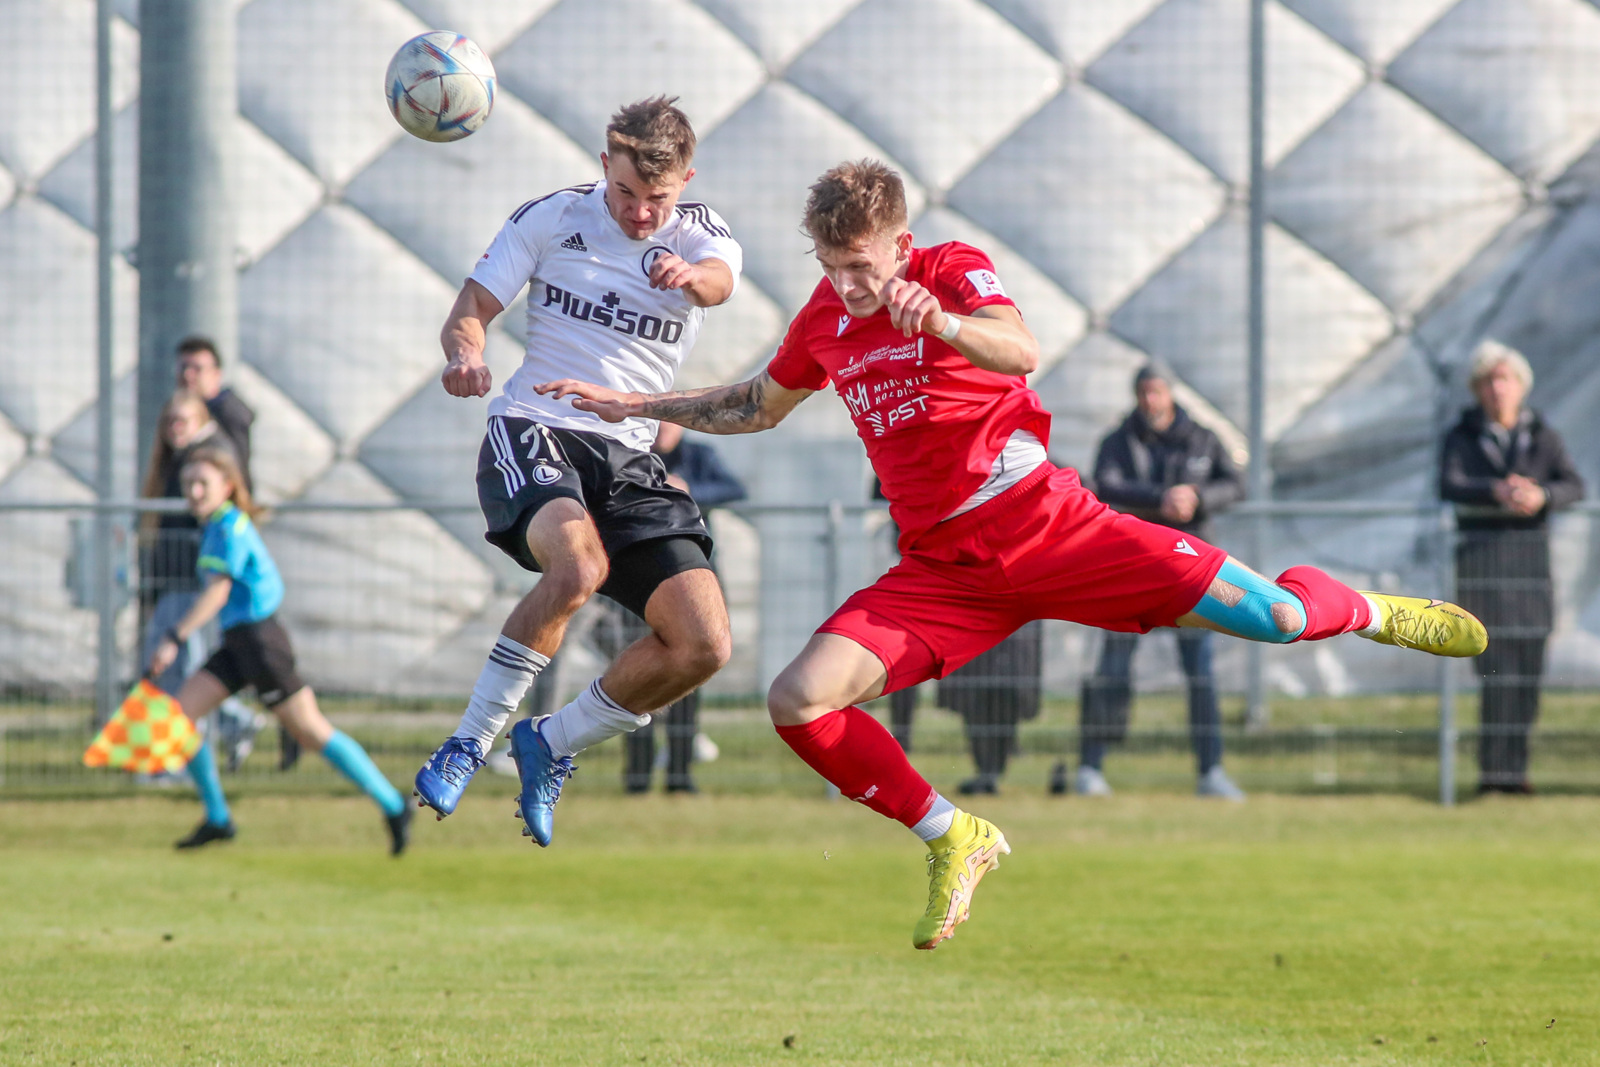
951, 85, 1226, 313
1386, 0, 1600, 181
1270, 82, 1526, 312
3, 0, 1600, 693
787, 0, 1061, 190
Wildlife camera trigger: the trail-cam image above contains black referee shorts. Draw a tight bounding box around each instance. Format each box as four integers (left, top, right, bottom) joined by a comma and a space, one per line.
478, 416, 713, 617
201, 616, 306, 708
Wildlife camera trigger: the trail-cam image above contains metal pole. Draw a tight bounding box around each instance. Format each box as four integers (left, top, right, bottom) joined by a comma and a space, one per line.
93, 0, 118, 726
137, 0, 237, 465
1244, 0, 1269, 729
1437, 505, 1458, 805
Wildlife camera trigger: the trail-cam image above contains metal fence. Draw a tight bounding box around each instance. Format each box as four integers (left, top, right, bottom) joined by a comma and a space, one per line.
3, 497, 1597, 803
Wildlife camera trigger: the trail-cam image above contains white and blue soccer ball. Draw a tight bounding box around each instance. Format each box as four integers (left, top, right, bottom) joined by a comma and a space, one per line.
384, 31, 496, 143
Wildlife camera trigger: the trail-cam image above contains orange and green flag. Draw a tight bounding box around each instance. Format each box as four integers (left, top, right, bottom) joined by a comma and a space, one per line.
83, 680, 202, 774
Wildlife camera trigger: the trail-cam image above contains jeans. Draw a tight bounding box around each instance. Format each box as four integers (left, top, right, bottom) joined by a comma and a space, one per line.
1081, 629, 1221, 775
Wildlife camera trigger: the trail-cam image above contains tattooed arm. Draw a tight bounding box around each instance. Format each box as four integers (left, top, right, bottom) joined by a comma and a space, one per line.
534, 371, 813, 434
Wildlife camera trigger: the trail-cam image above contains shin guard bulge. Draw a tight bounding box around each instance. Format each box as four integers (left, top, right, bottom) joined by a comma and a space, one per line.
776, 707, 937, 827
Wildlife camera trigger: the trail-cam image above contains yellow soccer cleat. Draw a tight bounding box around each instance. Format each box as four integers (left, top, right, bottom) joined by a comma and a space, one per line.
1358, 592, 1488, 658
913, 811, 1010, 951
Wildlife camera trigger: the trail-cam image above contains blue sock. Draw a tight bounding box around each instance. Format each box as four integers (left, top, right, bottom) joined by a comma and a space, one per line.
321, 731, 405, 817
187, 740, 231, 827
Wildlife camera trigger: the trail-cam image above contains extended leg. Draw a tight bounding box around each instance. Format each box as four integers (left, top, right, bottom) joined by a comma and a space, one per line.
276, 687, 411, 854
415, 499, 603, 818
1177, 556, 1485, 658
174, 670, 236, 847
768, 632, 1010, 951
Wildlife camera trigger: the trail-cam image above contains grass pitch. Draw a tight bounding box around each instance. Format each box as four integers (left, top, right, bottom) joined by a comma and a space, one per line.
3, 791, 1598, 1065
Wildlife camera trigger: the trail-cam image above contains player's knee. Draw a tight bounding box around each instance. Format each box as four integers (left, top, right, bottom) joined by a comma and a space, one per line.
1271, 600, 1305, 640
677, 624, 731, 685
766, 671, 814, 726
541, 556, 608, 614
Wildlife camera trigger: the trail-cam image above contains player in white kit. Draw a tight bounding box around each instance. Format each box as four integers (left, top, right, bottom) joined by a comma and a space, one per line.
413, 98, 743, 845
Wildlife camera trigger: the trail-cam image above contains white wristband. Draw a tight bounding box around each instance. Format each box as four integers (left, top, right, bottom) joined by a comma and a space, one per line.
938, 315, 962, 343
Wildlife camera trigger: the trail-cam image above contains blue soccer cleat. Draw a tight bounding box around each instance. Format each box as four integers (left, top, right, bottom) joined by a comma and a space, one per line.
413, 736, 486, 819
508, 717, 575, 847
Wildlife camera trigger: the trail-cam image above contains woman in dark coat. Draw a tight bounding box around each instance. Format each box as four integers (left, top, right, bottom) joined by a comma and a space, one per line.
1440, 341, 1584, 794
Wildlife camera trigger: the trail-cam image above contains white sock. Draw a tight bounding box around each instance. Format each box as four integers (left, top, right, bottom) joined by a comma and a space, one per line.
539, 679, 650, 759
911, 794, 957, 842
1355, 595, 1386, 638
452, 635, 550, 751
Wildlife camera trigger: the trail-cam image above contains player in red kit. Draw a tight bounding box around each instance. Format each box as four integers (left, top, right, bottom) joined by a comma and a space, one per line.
535, 160, 1487, 950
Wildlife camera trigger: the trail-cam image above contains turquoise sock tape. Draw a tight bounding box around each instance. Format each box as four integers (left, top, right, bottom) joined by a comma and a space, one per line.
1191, 558, 1307, 643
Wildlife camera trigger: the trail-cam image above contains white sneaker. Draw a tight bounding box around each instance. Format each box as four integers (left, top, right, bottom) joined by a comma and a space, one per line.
485, 744, 519, 778
1074, 766, 1113, 796
1196, 765, 1246, 801
693, 732, 719, 763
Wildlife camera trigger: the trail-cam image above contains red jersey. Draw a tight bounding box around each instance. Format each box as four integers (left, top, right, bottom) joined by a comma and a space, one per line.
766, 242, 1052, 550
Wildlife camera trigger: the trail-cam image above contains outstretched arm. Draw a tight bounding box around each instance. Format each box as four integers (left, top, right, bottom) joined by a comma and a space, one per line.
440, 279, 505, 398
147, 574, 233, 677
535, 371, 812, 435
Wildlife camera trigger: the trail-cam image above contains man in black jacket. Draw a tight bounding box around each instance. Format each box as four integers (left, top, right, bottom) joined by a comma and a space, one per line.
621, 422, 747, 793
1441, 340, 1584, 794
176, 337, 254, 491
1058, 363, 1247, 800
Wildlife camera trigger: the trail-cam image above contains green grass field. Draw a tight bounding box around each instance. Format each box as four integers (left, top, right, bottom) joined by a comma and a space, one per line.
4, 791, 1599, 1065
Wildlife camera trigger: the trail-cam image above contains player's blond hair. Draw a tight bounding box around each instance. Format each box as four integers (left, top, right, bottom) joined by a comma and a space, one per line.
802, 159, 908, 250
605, 96, 696, 184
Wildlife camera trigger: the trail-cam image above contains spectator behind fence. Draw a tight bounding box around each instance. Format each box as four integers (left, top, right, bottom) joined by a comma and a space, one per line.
176, 336, 254, 490
938, 620, 1043, 795
139, 392, 261, 772
1441, 340, 1584, 795
1061, 362, 1247, 801
621, 422, 746, 793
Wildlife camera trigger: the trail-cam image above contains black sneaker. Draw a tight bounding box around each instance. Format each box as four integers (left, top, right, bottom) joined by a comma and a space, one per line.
957, 775, 999, 796
664, 776, 698, 795
279, 726, 302, 771
175, 820, 236, 850
386, 805, 414, 857
1047, 760, 1070, 796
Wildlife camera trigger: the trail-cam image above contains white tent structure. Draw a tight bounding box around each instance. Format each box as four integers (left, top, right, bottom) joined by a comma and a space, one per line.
2, 0, 1597, 697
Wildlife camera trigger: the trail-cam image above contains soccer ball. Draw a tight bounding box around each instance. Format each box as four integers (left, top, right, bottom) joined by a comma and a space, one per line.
384, 31, 496, 143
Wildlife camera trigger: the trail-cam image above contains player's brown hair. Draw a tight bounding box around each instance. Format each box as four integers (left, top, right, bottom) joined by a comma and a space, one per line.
181, 445, 262, 521
605, 96, 696, 183
802, 159, 908, 250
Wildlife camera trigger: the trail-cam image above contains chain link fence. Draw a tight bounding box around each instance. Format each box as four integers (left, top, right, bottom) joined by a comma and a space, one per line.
3, 498, 1597, 802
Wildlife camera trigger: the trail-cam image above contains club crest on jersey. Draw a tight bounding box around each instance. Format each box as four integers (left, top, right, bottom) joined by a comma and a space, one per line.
641, 245, 673, 277
540, 284, 685, 344
559, 232, 588, 252
532, 464, 562, 485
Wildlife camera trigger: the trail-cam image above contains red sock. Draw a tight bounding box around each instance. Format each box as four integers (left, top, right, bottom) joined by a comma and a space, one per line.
1276, 565, 1372, 642
775, 708, 937, 827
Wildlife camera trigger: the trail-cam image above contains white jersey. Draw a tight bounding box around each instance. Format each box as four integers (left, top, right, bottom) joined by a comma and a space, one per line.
470, 180, 743, 451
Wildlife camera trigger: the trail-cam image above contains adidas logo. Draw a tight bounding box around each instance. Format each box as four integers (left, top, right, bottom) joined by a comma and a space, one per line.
560, 232, 588, 251
1173, 539, 1198, 556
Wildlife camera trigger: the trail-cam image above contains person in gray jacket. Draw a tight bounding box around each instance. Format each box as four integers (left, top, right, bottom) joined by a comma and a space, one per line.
1056, 363, 1246, 800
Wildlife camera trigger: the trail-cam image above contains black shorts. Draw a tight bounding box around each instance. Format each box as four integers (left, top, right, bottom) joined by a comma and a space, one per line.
201, 616, 306, 707
478, 417, 713, 616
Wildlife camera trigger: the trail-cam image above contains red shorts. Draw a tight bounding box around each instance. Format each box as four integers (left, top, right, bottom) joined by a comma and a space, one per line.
818, 464, 1228, 693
